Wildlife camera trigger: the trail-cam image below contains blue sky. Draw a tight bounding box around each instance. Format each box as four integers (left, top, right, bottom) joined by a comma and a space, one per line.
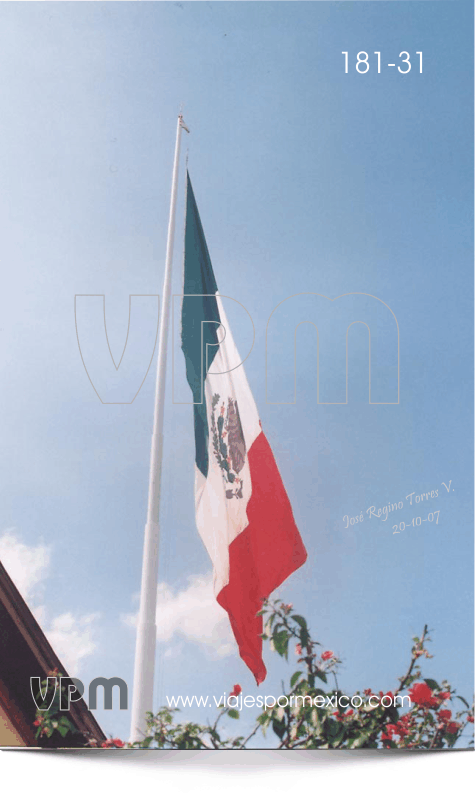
0, 1, 472, 746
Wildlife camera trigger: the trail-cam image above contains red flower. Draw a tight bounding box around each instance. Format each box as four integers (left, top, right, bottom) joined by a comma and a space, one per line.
331, 709, 353, 721
382, 722, 410, 742
467, 715, 474, 723
395, 723, 409, 738
230, 684, 242, 697
446, 721, 461, 735
295, 644, 302, 656
111, 738, 124, 748
408, 682, 439, 708
381, 728, 393, 741
438, 691, 451, 700
364, 688, 372, 696
438, 709, 452, 723
321, 651, 334, 661
33, 718, 43, 727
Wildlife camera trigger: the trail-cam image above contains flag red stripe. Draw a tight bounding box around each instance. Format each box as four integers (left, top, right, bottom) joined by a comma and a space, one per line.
216, 431, 307, 684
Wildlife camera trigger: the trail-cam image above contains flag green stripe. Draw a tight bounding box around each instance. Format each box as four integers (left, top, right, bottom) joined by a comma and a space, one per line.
181, 172, 220, 478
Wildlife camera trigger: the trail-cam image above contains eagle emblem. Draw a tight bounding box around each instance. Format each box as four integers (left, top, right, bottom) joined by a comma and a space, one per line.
210, 393, 247, 499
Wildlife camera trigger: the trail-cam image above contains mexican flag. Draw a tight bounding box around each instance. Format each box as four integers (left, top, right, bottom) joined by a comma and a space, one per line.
181, 172, 307, 684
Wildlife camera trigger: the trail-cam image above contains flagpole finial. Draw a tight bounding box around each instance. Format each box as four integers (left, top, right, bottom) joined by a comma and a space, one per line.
179, 113, 190, 134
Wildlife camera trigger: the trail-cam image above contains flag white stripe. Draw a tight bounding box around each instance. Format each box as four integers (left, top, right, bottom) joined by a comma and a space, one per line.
194, 295, 261, 595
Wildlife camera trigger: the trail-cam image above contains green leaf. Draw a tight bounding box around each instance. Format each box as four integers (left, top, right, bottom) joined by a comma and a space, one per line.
455, 695, 470, 709
58, 716, 73, 728
300, 630, 310, 647
227, 709, 240, 720
424, 679, 440, 691
257, 712, 270, 726
290, 615, 309, 646
290, 671, 303, 688
57, 724, 69, 738
273, 629, 289, 658
323, 717, 340, 740
272, 717, 286, 740
316, 670, 327, 683
330, 727, 346, 747
348, 733, 371, 750
385, 706, 400, 724
444, 731, 459, 748
291, 615, 307, 629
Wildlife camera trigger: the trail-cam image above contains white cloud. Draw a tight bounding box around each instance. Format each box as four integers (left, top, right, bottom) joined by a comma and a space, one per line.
0, 529, 50, 603
0, 529, 99, 675
163, 642, 184, 660
45, 612, 100, 675
122, 573, 236, 660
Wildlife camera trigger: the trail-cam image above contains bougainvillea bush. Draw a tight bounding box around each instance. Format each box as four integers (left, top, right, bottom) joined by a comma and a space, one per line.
34, 600, 474, 749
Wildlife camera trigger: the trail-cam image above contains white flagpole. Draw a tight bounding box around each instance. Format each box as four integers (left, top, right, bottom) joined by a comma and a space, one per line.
130, 113, 189, 743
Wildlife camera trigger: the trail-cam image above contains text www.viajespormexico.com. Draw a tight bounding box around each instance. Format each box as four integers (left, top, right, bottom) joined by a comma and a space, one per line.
166, 693, 412, 710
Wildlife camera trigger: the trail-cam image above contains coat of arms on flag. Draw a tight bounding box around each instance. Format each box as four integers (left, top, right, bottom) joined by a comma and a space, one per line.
181, 172, 307, 684
211, 394, 246, 500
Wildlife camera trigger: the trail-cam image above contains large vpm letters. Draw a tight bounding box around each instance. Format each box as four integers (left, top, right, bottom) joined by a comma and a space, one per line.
266, 292, 399, 405
75, 294, 159, 404
172, 294, 255, 404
